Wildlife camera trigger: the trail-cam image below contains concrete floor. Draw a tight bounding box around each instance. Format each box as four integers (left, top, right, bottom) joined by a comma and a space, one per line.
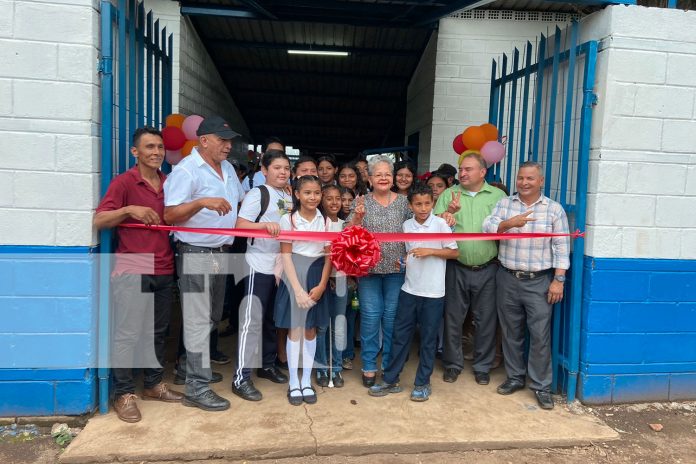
60, 351, 617, 463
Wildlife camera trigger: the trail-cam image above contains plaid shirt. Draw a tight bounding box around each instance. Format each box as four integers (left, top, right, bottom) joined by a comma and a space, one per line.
482, 194, 570, 272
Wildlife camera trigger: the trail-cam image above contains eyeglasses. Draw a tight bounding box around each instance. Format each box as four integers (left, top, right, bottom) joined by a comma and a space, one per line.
371, 173, 392, 179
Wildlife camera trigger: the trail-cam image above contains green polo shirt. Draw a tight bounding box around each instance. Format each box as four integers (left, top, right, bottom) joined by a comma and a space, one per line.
434, 182, 506, 266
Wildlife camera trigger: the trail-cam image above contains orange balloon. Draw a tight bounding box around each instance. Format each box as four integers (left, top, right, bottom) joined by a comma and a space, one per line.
462, 126, 487, 151
480, 123, 499, 142
165, 113, 186, 129
181, 140, 197, 157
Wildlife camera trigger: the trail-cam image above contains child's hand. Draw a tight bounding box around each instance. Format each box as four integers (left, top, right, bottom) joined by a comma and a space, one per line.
294, 289, 314, 309
308, 284, 326, 302
265, 222, 280, 237
441, 212, 456, 228
410, 248, 433, 258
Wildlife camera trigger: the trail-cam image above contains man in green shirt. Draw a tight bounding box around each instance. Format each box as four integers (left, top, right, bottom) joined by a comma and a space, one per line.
434, 153, 506, 386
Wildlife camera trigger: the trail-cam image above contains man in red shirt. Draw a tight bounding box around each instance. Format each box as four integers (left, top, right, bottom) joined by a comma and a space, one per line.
94, 127, 184, 423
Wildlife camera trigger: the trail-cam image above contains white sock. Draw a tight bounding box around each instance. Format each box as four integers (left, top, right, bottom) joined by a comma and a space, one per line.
301, 336, 317, 389
287, 338, 302, 397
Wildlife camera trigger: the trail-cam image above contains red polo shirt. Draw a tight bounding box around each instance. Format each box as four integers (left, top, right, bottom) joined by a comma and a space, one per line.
96, 166, 174, 275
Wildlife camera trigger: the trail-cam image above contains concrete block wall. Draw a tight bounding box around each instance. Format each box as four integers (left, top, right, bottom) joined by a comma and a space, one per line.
146, 0, 250, 156
576, 5, 696, 403
0, 0, 101, 248
421, 11, 574, 172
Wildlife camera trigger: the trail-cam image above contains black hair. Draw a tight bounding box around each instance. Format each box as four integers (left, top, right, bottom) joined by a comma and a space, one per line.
291, 175, 322, 219
261, 149, 290, 169
489, 181, 510, 196
319, 183, 341, 218
337, 163, 367, 196
437, 163, 457, 177
392, 161, 418, 193
317, 154, 338, 168
132, 126, 162, 147
262, 136, 284, 152
426, 171, 449, 187
407, 183, 434, 203
292, 155, 318, 174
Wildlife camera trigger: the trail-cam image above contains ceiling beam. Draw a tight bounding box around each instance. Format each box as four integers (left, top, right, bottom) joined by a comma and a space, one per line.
235, 0, 278, 20
180, 5, 257, 19
206, 39, 420, 57
219, 66, 409, 83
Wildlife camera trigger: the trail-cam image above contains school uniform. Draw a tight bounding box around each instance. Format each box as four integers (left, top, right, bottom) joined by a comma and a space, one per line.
382, 213, 458, 387
233, 185, 292, 388
274, 211, 330, 330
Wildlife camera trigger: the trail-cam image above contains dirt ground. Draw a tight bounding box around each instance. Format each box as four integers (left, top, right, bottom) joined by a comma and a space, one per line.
1, 401, 694, 464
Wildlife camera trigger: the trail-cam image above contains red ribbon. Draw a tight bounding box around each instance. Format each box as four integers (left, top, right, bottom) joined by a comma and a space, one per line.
120, 223, 584, 242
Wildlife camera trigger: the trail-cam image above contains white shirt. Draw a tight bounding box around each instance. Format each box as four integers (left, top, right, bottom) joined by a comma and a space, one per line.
164, 148, 244, 247
280, 210, 326, 258
242, 171, 266, 192
402, 214, 458, 298
326, 217, 345, 277
238, 185, 292, 274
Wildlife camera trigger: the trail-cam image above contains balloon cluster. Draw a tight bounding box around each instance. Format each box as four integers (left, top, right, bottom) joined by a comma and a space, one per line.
451, 123, 505, 168
161, 114, 204, 165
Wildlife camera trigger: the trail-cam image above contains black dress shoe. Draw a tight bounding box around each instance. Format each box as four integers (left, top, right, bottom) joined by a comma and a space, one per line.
275, 359, 289, 371
174, 370, 222, 385
332, 372, 344, 388
443, 368, 460, 383
257, 366, 288, 384
316, 372, 329, 387
362, 373, 376, 388
534, 390, 554, 409
232, 380, 263, 401
496, 378, 525, 395
474, 371, 490, 385
182, 389, 230, 411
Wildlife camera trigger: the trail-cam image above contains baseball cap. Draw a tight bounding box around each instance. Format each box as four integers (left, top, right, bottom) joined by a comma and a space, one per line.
196, 116, 241, 139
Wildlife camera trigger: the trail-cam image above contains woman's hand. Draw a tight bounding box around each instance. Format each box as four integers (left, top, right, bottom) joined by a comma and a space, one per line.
353, 195, 366, 223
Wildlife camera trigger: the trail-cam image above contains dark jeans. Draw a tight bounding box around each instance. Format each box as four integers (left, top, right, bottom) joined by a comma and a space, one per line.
316, 277, 348, 373
383, 291, 444, 387
112, 273, 175, 396
233, 266, 278, 386
176, 244, 227, 396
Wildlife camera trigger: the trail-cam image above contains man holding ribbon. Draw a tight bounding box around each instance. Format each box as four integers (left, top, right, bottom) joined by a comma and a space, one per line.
434, 152, 506, 386
482, 161, 569, 410
164, 116, 244, 412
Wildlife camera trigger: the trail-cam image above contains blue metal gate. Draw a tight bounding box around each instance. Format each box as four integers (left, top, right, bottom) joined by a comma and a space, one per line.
488, 22, 598, 402
98, 0, 174, 413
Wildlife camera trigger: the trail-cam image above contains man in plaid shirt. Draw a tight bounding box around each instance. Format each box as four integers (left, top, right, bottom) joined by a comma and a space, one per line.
482, 161, 570, 410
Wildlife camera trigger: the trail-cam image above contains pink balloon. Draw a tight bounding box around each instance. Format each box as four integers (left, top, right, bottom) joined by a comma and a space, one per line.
165, 149, 183, 165
181, 115, 204, 140
480, 141, 506, 167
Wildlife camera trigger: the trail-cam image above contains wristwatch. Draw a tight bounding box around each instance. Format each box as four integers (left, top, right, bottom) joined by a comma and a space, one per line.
554, 275, 566, 283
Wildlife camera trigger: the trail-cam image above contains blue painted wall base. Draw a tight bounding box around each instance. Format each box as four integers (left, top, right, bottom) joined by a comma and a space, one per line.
0, 247, 98, 416
579, 257, 696, 404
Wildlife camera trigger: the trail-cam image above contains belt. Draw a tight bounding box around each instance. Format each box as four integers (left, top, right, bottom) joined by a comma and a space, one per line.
502, 266, 553, 280
177, 242, 232, 253
458, 258, 498, 271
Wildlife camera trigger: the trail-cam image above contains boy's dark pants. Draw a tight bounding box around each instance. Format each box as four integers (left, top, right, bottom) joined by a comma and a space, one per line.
383, 290, 445, 387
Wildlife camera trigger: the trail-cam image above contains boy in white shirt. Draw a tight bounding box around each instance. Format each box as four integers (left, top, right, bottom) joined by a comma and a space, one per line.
368, 183, 459, 401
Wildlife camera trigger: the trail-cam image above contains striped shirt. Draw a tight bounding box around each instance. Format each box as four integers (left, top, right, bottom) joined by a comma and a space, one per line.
482, 194, 570, 272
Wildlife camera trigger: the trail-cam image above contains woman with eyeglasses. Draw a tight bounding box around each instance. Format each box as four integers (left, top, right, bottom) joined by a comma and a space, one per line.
346, 155, 409, 387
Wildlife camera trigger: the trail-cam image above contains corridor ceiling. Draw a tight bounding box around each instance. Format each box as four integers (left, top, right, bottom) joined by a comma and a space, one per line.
177, 0, 590, 156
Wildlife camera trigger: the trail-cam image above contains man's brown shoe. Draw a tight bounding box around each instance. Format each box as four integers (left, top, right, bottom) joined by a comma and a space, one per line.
142, 383, 184, 403
114, 393, 141, 423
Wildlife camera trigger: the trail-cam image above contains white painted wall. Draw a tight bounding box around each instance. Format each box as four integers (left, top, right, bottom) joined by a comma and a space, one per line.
580, 5, 696, 260
422, 11, 574, 172
0, 0, 101, 247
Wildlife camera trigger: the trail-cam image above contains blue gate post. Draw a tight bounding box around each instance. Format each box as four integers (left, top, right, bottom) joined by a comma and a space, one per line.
531, 35, 546, 162
98, 0, 114, 415
505, 48, 519, 188
544, 28, 562, 197
519, 42, 532, 162
566, 40, 598, 403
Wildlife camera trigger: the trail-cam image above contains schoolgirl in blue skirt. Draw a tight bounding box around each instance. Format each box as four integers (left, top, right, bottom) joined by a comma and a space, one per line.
275, 175, 331, 405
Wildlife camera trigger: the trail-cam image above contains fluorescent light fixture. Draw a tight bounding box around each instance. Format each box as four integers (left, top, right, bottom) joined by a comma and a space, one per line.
287, 49, 349, 57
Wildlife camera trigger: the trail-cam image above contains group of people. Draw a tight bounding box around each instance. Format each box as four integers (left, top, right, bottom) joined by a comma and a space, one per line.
96, 115, 570, 423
